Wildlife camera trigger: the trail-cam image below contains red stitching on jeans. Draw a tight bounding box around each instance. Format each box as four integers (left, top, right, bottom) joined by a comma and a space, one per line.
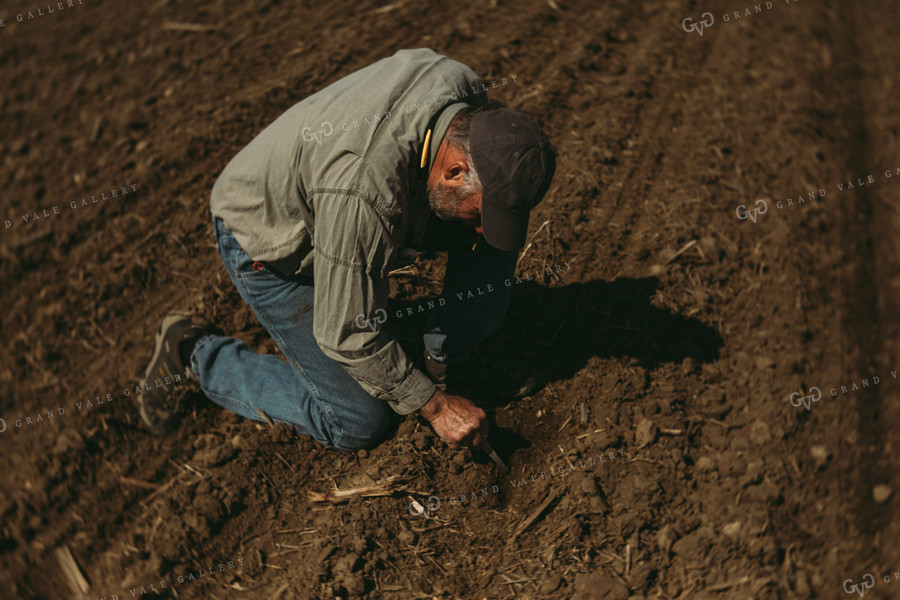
252, 261, 265, 271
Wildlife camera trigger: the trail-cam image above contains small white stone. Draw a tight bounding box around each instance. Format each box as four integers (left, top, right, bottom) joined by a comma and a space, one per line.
873, 485, 892, 504
722, 521, 742, 537
810, 445, 828, 460
695, 456, 715, 472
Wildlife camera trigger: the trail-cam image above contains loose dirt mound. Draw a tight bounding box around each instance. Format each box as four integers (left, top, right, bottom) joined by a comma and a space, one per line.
2, 0, 899, 598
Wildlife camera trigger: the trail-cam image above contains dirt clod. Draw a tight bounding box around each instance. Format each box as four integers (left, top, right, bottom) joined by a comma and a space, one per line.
573, 573, 629, 600
540, 573, 563, 593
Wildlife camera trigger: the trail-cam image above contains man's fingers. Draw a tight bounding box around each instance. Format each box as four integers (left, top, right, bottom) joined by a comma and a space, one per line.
468, 424, 486, 449
472, 411, 489, 449
466, 409, 488, 449
429, 394, 490, 449
457, 430, 475, 448
454, 424, 482, 450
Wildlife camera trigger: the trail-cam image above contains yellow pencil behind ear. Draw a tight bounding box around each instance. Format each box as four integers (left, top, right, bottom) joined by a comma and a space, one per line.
420, 129, 432, 169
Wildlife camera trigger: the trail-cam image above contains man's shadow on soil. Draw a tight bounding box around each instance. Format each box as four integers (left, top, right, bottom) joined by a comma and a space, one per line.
389, 276, 722, 410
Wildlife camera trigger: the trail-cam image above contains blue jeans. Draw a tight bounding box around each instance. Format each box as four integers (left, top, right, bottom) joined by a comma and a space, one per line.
192, 217, 517, 451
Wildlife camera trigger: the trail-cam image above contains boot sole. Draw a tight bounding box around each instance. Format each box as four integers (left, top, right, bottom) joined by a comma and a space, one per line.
137, 312, 197, 431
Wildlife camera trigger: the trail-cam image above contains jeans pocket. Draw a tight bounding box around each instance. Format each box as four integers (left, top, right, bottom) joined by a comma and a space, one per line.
214, 219, 262, 278
214, 217, 250, 255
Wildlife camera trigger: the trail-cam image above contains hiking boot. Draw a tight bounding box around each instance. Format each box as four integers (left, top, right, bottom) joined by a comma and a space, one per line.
137, 312, 211, 432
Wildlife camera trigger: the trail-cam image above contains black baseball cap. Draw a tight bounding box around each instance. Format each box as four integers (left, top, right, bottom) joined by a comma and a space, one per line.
470, 107, 556, 251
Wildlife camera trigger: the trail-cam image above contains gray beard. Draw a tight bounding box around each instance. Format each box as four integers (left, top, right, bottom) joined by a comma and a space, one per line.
427, 184, 464, 220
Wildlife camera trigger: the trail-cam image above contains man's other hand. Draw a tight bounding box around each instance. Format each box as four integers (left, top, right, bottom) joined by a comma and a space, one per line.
419, 388, 489, 449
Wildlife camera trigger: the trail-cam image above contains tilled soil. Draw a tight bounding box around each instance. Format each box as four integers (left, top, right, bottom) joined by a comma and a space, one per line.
2, 0, 899, 598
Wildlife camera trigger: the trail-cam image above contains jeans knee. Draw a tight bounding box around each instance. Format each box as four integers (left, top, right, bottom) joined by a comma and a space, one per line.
361, 407, 392, 449
335, 404, 392, 451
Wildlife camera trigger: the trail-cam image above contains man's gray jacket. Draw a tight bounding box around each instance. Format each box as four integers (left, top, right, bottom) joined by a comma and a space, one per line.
210, 48, 491, 415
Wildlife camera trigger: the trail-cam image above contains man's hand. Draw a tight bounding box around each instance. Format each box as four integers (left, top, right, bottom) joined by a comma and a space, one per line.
419, 388, 489, 449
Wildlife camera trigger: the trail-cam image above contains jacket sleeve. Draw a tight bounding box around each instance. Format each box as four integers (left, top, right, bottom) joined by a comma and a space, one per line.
310, 190, 437, 415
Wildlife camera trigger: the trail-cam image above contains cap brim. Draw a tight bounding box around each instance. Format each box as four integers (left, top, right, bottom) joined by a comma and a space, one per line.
481, 187, 530, 252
